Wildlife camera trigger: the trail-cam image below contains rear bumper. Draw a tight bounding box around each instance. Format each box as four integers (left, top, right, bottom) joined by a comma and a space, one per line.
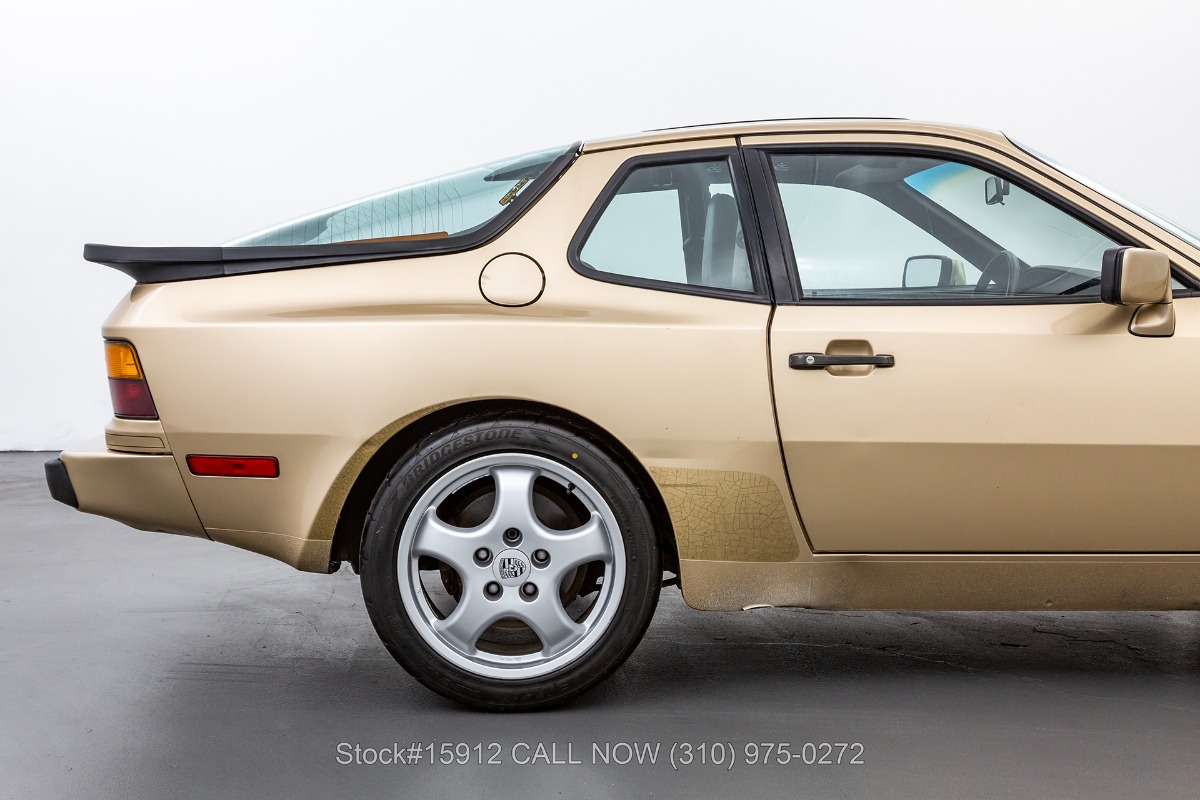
46, 442, 207, 538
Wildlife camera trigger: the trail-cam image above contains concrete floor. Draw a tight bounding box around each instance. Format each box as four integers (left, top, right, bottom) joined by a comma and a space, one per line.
2, 451, 1199, 799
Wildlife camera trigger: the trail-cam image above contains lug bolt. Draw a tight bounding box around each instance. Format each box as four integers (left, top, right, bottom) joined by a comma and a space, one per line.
532, 549, 550, 566
474, 548, 492, 565
485, 581, 502, 598
503, 528, 522, 545
521, 582, 538, 599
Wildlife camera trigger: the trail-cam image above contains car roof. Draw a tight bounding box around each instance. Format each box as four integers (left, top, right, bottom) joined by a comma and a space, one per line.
581, 118, 1011, 153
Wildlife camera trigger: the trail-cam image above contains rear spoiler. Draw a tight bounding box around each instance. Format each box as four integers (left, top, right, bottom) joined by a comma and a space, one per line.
83, 241, 463, 284
84, 245, 225, 283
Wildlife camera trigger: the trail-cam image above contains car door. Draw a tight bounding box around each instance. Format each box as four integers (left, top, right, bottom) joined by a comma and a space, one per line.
743, 134, 1200, 553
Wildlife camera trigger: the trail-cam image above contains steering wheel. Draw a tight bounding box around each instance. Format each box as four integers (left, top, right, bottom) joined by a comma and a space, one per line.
974, 250, 1020, 296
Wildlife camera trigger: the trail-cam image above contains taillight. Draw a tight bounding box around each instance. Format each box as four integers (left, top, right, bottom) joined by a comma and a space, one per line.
104, 340, 158, 419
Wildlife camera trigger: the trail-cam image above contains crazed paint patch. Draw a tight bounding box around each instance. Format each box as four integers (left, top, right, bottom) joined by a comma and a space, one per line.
647, 467, 800, 562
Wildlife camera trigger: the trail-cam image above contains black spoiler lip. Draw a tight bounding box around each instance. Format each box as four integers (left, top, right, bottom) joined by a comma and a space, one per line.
82, 241, 466, 284
83, 142, 583, 285
84, 244, 226, 282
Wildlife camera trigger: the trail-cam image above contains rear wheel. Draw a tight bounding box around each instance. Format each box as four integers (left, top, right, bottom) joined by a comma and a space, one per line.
360, 412, 660, 710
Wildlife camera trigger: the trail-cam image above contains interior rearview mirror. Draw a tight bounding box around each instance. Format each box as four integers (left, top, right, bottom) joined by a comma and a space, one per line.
903, 255, 964, 288
1101, 246, 1175, 337
984, 176, 1010, 206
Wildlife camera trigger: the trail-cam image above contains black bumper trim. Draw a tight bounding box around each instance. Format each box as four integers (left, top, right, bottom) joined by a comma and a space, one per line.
45, 457, 79, 508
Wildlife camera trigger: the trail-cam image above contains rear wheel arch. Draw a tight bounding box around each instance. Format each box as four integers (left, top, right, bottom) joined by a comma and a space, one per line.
329, 399, 678, 576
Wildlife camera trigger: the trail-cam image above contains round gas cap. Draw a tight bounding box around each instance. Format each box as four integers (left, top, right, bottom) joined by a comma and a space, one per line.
479, 253, 545, 307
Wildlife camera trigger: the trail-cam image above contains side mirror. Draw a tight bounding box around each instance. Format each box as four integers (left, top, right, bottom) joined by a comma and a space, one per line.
985, 176, 1011, 206
903, 255, 964, 288
1101, 247, 1175, 337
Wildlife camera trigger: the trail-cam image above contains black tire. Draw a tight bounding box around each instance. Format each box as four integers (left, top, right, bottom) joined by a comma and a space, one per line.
360, 410, 660, 711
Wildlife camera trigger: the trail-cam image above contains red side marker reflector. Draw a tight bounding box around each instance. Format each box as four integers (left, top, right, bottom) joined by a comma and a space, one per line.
186, 455, 279, 478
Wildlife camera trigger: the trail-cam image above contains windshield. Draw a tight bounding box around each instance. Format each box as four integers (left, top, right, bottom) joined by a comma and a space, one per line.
1010, 138, 1200, 251
224, 144, 572, 247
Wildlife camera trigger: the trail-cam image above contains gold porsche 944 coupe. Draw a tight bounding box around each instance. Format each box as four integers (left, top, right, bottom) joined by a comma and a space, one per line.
47, 119, 1200, 709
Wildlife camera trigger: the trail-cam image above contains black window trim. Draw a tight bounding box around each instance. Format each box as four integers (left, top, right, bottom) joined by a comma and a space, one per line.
85, 143, 585, 284
566, 148, 773, 304
743, 141, 1200, 306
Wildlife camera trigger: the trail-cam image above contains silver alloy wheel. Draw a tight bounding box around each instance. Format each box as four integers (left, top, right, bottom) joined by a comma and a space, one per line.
397, 452, 626, 680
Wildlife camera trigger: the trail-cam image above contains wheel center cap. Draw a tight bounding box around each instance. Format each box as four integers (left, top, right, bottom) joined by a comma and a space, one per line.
493, 548, 530, 587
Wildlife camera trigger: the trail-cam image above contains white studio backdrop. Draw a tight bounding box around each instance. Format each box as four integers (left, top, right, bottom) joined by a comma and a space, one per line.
1, 0, 1197, 450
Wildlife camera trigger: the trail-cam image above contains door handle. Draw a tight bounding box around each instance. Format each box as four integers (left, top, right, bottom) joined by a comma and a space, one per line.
789, 352, 895, 370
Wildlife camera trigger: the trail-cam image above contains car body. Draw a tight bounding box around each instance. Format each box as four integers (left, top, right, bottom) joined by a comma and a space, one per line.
47, 119, 1200, 708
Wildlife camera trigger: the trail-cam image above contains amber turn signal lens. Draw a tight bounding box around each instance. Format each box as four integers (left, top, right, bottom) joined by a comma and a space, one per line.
105, 341, 144, 380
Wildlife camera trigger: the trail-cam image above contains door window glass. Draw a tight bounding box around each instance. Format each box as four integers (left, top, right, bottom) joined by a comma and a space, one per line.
769, 153, 1121, 301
